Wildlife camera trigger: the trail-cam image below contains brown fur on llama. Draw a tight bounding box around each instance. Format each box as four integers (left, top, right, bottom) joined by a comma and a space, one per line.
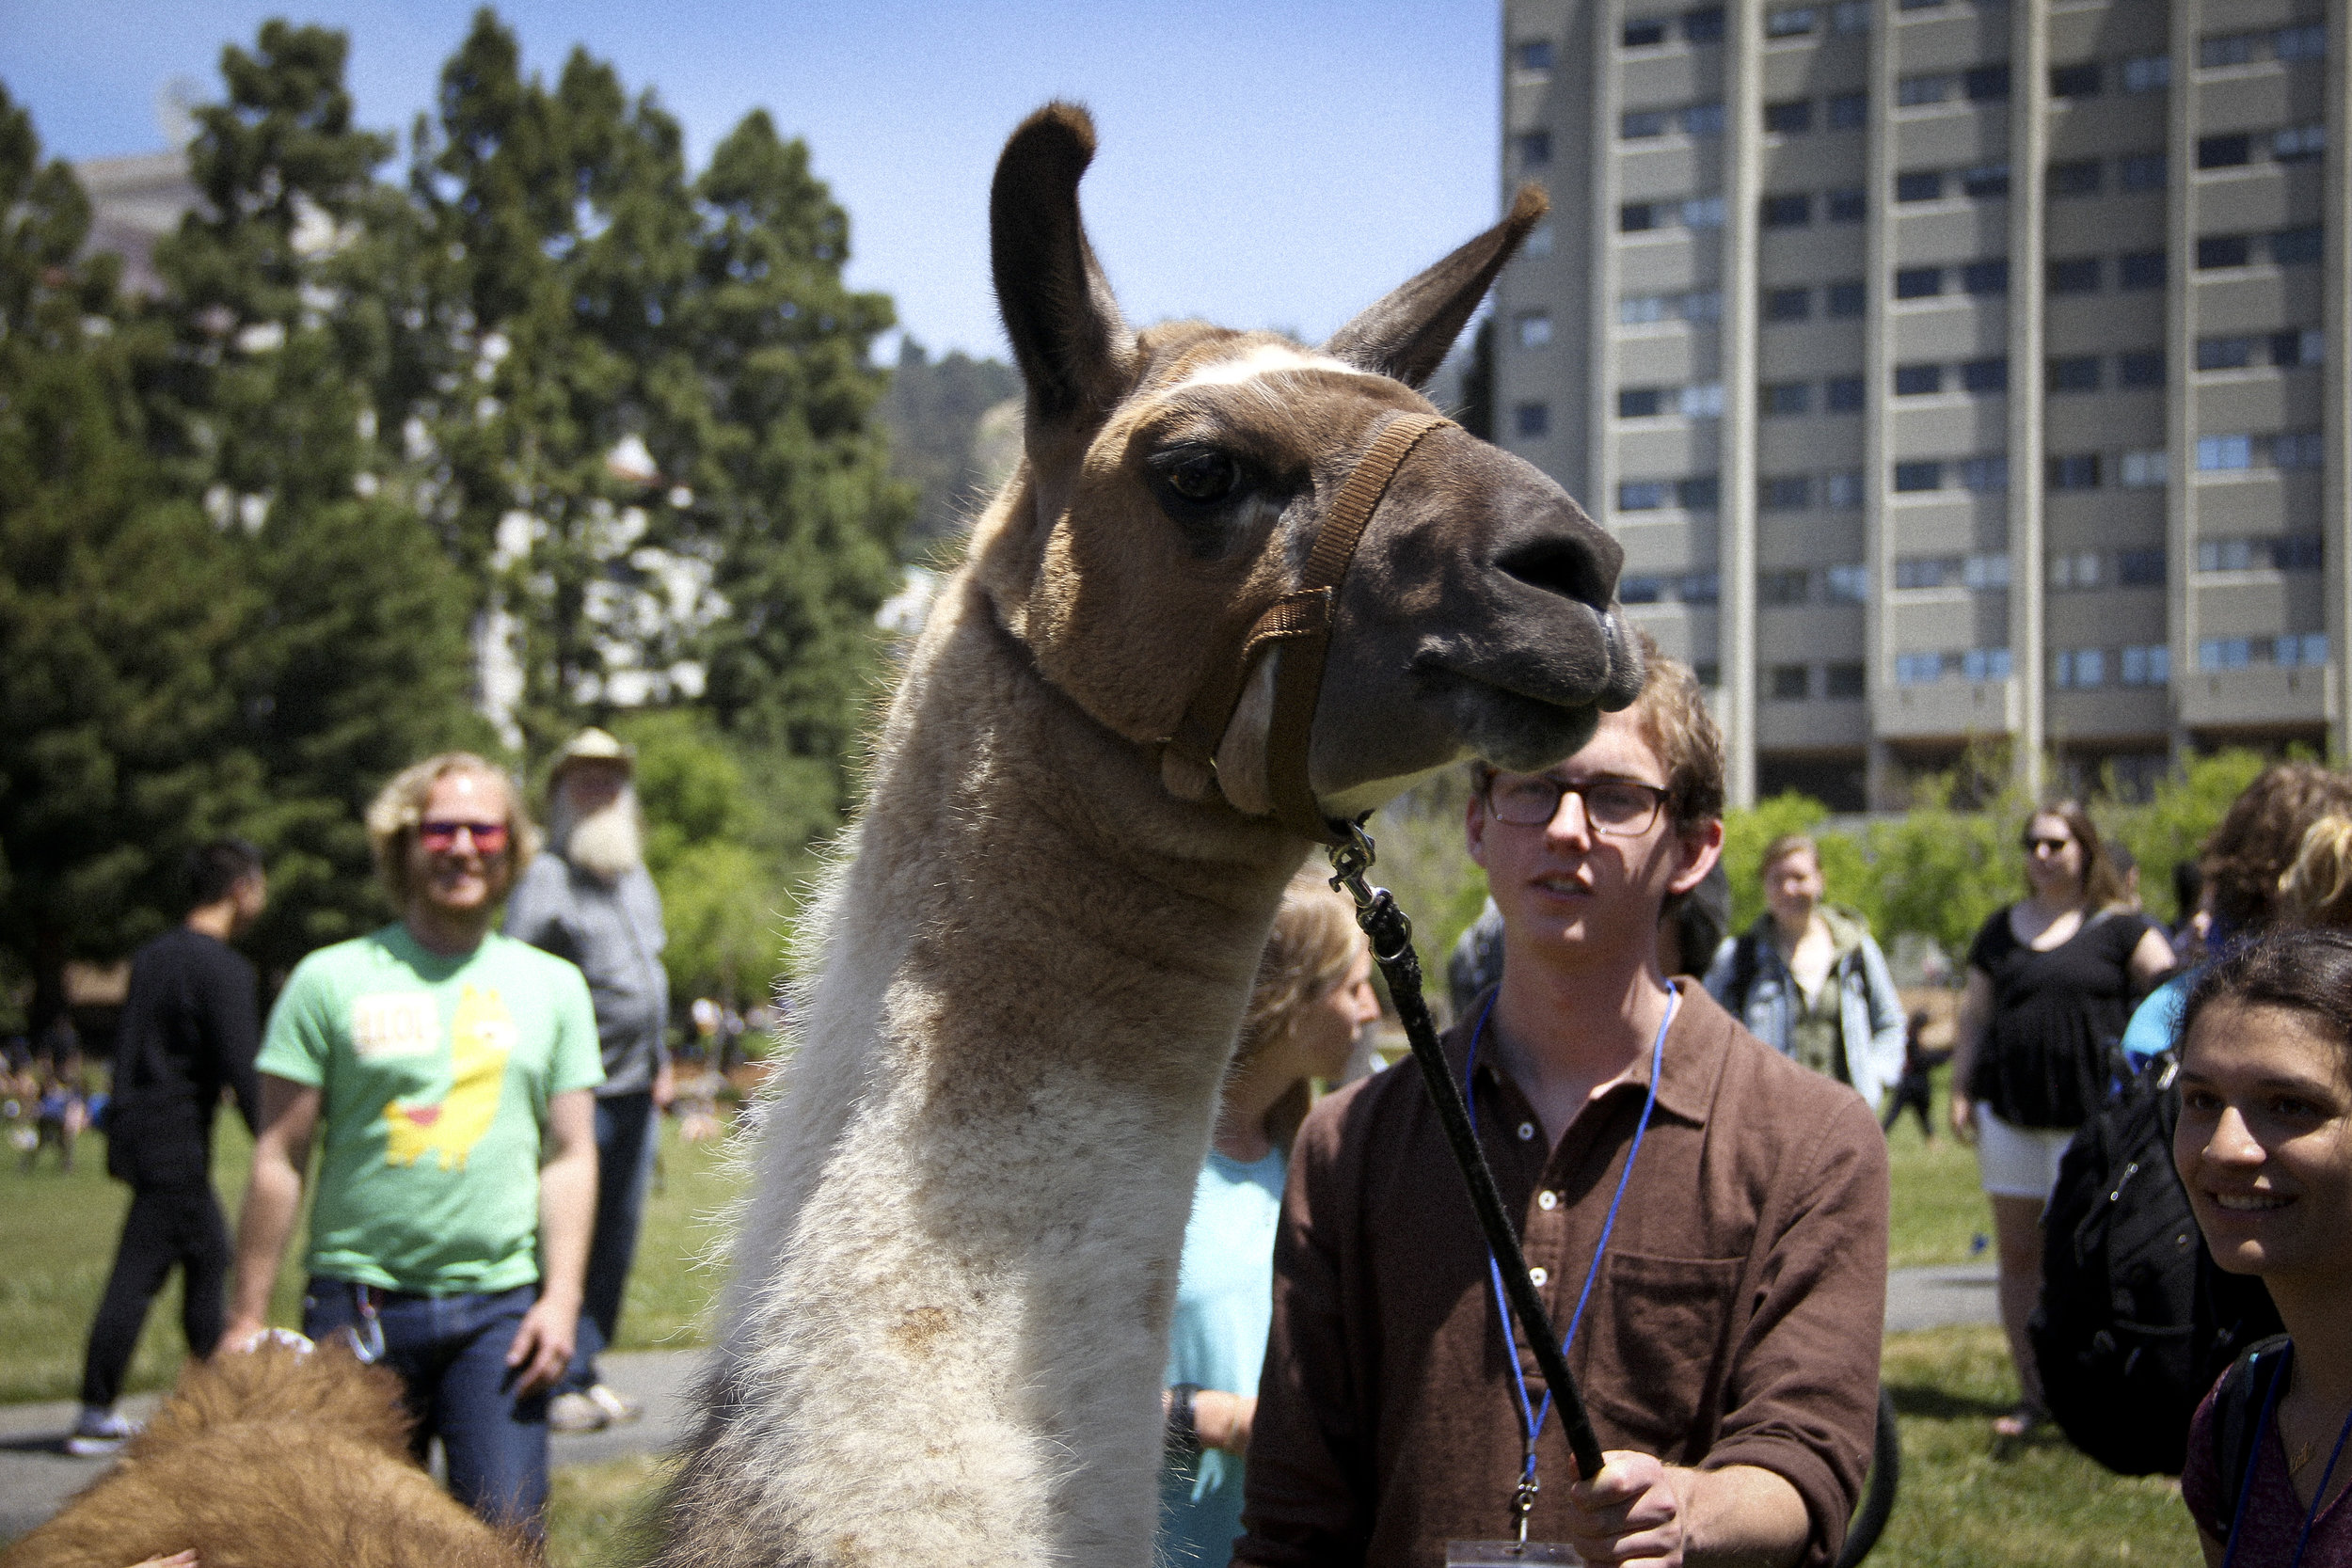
1, 1341, 531, 1568
651, 103, 1640, 1567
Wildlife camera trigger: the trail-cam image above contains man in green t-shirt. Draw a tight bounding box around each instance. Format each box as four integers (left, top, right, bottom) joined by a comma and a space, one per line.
225, 752, 602, 1539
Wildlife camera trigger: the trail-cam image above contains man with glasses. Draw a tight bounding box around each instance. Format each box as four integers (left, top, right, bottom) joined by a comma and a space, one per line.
1235, 644, 1889, 1568
224, 752, 602, 1540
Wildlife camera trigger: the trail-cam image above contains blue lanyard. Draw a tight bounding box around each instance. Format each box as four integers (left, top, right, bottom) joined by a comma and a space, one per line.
2223, 1341, 2352, 1568
1463, 982, 1678, 1487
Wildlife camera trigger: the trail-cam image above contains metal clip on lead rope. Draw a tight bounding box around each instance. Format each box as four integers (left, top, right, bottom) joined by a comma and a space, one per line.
1324, 821, 1609, 1482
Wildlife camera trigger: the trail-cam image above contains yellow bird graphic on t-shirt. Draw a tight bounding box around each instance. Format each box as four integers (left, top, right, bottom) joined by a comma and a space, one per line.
383, 985, 514, 1170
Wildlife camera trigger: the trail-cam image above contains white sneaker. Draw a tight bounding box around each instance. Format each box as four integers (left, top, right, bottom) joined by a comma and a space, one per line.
547, 1390, 608, 1434
65, 1408, 138, 1457
584, 1383, 644, 1425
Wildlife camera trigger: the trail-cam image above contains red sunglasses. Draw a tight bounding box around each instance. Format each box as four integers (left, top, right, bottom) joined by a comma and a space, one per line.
417, 819, 511, 854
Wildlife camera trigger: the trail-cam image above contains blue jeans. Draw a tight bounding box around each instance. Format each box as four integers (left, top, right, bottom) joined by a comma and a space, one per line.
560, 1088, 659, 1397
302, 1279, 550, 1538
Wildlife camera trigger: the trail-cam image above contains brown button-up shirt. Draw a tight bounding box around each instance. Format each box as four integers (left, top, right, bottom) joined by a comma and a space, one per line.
1234, 983, 1889, 1568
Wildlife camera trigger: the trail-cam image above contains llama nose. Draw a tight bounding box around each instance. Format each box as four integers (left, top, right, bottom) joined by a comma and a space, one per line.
1490, 502, 1619, 613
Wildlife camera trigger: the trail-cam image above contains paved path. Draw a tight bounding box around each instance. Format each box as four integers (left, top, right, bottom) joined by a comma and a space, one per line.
0, 1268, 1998, 1543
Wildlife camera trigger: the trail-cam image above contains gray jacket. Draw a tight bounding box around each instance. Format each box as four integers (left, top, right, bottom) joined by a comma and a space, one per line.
504, 854, 669, 1096
1702, 907, 1906, 1113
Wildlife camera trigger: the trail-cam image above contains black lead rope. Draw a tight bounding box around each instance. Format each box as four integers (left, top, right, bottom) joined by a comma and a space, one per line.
1326, 820, 1609, 1484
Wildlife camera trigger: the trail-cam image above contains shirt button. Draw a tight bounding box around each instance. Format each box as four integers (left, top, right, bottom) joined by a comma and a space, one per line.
1537, 1190, 1560, 1211
1518, 1122, 1537, 1141
1528, 1266, 1549, 1287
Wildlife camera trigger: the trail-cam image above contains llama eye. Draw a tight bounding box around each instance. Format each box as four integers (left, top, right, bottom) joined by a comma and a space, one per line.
1161, 450, 1242, 502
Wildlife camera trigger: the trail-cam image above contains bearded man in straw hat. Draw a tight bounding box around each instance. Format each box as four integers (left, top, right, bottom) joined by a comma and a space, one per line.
503, 727, 673, 1433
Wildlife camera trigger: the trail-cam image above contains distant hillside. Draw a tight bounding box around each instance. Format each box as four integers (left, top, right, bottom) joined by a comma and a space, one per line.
880, 339, 1022, 555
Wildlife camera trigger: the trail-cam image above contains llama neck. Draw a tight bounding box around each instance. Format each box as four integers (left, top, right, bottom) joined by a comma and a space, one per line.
666, 572, 1302, 1568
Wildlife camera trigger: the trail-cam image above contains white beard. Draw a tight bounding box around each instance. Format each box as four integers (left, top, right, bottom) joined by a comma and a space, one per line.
556, 789, 644, 882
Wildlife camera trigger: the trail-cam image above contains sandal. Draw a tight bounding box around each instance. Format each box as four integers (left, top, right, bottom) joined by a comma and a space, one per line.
1992, 1404, 2047, 1440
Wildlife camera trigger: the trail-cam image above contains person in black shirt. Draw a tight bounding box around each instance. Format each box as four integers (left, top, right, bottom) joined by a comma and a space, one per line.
69, 839, 267, 1456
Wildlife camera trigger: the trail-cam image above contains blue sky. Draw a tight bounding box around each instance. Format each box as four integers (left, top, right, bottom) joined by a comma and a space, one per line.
2, 1, 1503, 360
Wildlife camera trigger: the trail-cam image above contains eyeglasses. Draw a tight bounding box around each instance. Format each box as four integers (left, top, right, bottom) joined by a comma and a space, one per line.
2026, 836, 2074, 854
417, 819, 511, 854
1484, 774, 1669, 837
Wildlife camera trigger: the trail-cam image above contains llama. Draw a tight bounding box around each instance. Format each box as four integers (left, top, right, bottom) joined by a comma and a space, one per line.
1, 1339, 531, 1568
652, 103, 1638, 1567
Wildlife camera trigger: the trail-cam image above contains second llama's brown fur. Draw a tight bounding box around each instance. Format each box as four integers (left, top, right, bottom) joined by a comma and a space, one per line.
1, 1342, 532, 1568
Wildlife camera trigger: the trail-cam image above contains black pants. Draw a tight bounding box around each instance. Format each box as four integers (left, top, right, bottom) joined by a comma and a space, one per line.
79, 1183, 230, 1407
1882, 1069, 1936, 1139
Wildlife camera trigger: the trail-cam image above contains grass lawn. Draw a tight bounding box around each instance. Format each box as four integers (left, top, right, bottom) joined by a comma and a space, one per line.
0, 1112, 740, 1403
1885, 1065, 1999, 1269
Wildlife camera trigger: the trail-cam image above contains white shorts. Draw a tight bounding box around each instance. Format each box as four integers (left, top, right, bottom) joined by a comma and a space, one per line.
1975, 1105, 2076, 1200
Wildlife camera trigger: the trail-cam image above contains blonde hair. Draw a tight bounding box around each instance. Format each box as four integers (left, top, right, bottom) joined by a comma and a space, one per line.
365, 752, 540, 904
1232, 869, 1367, 1149
2279, 816, 2352, 930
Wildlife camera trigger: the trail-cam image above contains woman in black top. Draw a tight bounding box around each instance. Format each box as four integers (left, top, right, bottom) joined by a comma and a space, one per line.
1949, 801, 2175, 1438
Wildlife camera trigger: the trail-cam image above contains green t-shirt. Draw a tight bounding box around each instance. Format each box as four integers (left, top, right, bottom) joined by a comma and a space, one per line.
257, 925, 604, 1294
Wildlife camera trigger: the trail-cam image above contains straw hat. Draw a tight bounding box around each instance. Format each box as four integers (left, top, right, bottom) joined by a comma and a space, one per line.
549, 727, 635, 778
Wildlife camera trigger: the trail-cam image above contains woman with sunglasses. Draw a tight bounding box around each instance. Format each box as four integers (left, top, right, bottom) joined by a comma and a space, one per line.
2174, 927, 2352, 1565
1949, 801, 2174, 1439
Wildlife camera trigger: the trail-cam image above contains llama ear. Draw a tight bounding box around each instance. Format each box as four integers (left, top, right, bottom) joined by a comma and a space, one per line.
991, 103, 1135, 422
1324, 184, 1549, 389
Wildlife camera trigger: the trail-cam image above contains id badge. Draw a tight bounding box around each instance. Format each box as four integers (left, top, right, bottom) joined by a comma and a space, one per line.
1445, 1544, 1581, 1566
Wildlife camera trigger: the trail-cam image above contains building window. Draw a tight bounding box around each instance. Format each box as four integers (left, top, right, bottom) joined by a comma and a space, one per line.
1961, 164, 2010, 198
2199, 538, 2255, 572
2198, 234, 2254, 269
1825, 661, 1867, 698
2048, 356, 2103, 392
1897, 73, 1953, 106
2197, 434, 2253, 471
2279, 634, 2330, 666
1682, 102, 1726, 135
2048, 160, 2103, 198
1895, 653, 1946, 686
1680, 570, 1722, 603
1963, 66, 2012, 103
2273, 227, 2324, 266
1893, 266, 1944, 299
1765, 100, 1814, 134
1823, 375, 1865, 412
2270, 431, 2324, 469
1825, 280, 1866, 318
1893, 363, 1944, 396
2200, 32, 2259, 68
1759, 476, 1814, 509
1963, 648, 2012, 681
2121, 644, 2170, 685
1514, 40, 1557, 71
2274, 124, 2328, 165
1683, 7, 1727, 43
2117, 350, 2166, 387
1680, 382, 1725, 417
1761, 193, 1812, 228
1759, 569, 1811, 605
1831, 0, 1870, 31
2274, 23, 2328, 60
2120, 451, 2169, 488
1824, 186, 1867, 222
1514, 312, 1553, 349
1515, 402, 1550, 438
1678, 476, 1721, 511
1769, 664, 1812, 700
1764, 286, 1813, 321
1618, 387, 1667, 418
2048, 257, 2102, 293
1895, 170, 1945, 202
1893, 461, 1944, 492
1682, 196, 1726, 228
2048, 454, 2102, 490
2050, 62, 2103, 98
1826, 92, 1867, 129
2053, 649, 2106, 689
1620, 202, 1659, 232
1962, 357, 2009, 394
1960, 456, 2010, 492
2199, 638, 2252, 671
1517, 130, 1553, 166
1820, 563, 1867, 605
2198, 134, 2254, 169
1825, 470, 1866, 508
2118, 251, 2167, 289
2118, 152, 2168, 191
1962, 260, 2010, 295
1618, 480, 1670, 510
1525, 222, 1555, 256
2117, 546, 2166, 584
2049, 550, 2102, 590
1623, 16, 1670, 47
1766, 7, 1818, 37
1761, 381, 1812, 415
2198, 336, 2255, 371
1621, 109, 1672, 139
2273, 329, 2325, 368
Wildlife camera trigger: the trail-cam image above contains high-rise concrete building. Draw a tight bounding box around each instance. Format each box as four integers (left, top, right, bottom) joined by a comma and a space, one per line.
1495, 0, 2346, 809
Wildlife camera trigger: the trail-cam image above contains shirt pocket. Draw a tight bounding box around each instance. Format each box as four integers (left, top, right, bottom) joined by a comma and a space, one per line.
1581, 1251, 1745, 1460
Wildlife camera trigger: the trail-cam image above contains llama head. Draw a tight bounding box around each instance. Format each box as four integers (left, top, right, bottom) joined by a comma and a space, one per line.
975, 103, 1639, 832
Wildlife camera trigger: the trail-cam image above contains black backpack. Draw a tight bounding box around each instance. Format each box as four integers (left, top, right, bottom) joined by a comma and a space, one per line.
2207, 1335, 2293, 1538
2029, 1051, 2283, 1475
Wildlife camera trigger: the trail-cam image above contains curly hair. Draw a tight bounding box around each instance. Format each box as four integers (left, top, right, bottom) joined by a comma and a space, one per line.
2178, 926, 2352, 1082
2200, 763, 2352, 932
365, 752, 540, 906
